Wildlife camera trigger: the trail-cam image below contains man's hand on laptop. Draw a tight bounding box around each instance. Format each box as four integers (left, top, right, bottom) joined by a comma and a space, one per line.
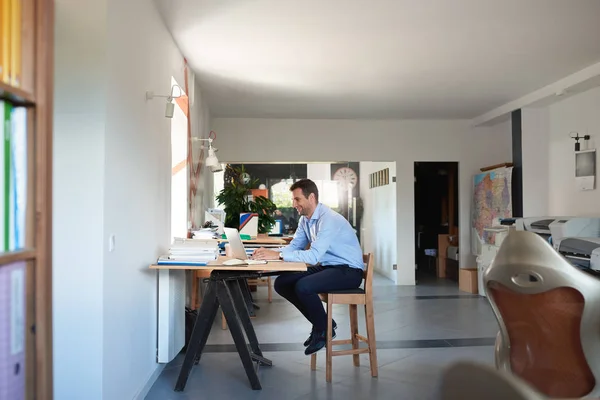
252, 248, 280, 260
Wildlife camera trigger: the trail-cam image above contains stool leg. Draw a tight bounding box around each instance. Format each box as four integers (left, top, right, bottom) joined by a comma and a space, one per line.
326, 300, 333, 383
221, 310, 227, 330
349, 304, 359, 367
191, 274, 198, 310
267, 276, 272, 303
365, 301, 378, 377
310, 353, 317, 371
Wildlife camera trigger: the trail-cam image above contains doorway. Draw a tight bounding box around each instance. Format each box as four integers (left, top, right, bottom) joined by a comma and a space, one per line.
414, 162, 459, 283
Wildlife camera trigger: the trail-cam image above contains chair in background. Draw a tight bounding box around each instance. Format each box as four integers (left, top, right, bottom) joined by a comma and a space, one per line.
310, 253, 378, 382
246, 276, 273, 303
438, 361, 548, 400
191, 269, 212, 310
190, 269, 229, 329
483, 230, 600, 398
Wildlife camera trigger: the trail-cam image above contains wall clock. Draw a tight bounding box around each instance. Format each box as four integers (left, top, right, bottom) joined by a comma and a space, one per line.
241, 172, 251, 185
333, 167, 358, 189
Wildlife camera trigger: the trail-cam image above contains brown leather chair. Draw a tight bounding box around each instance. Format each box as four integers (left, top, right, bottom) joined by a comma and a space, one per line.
438, 361, 548, 400
483, 230, 600, 398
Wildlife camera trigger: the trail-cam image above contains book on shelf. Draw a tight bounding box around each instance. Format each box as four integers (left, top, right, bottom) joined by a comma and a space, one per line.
0, 261, 26, 399
1, 0, 23, 87
0, 100, 26, 252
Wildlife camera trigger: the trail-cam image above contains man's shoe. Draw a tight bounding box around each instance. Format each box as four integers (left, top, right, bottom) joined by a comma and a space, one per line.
304, 330, 326, 356
303, 320, 337, 347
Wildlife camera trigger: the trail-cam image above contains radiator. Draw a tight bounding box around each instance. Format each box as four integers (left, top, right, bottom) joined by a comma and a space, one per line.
157, 269, 186, 363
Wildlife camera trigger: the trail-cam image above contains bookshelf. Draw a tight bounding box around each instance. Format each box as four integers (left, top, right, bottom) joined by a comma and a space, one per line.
0, 0, 53, 399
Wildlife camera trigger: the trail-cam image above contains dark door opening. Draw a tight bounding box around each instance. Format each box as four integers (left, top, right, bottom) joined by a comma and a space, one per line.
414, 162, 459, 284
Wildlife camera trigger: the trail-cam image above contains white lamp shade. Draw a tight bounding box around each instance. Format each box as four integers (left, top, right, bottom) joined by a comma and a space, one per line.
205, 148, 219, 167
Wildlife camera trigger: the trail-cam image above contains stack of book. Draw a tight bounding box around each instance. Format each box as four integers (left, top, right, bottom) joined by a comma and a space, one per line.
157, 238, 219, 266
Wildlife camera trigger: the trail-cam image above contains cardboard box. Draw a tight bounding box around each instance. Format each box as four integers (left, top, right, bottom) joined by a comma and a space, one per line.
250, 189, 269, 199
449, 227, 459, 246
437, 234, 449, 278
436, 257, 446, 278
459, 268, 478, 294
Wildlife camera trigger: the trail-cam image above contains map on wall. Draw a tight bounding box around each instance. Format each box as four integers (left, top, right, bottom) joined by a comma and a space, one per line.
471, 166, 513, 255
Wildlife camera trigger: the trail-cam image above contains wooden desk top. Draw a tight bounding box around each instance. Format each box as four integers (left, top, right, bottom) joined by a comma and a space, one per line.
149, 256, 306, 272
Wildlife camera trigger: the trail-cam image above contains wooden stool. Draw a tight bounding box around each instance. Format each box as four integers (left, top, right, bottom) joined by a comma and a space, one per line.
310, 253, 378, 382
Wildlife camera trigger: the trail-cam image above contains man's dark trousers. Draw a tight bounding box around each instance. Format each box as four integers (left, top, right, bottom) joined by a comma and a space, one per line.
274, 265, 363, 331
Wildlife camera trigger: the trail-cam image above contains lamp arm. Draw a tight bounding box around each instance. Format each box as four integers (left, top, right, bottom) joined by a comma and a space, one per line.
191, 137, 213, 146
145, 84, 184, 101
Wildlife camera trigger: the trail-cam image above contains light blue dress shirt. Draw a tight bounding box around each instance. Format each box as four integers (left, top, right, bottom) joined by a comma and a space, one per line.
280, 203, 364, 270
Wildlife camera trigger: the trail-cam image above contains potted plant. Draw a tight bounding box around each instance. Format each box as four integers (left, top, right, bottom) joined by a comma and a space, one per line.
216, 165, 277, 234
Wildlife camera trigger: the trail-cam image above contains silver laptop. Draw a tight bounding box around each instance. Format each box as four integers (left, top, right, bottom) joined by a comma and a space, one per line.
223, 228, 281, 264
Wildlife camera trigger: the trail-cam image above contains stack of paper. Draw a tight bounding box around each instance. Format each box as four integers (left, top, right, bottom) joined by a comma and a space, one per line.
157, 238, 219, 266
191, 227, 219, 240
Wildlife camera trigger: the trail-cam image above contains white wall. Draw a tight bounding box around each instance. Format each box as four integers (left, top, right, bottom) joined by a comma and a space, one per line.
212, 118, 512, 284
519, 86, 600, 218
53, 0, 212, 398
522, 108, 550, 217
359, 162, 397, 282
103, 0, 181, 398
53, 0, 107, 397
547, 86, 600, 216
306, 163, 331, 181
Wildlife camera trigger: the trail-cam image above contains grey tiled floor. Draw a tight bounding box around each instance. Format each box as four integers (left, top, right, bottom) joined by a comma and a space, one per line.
146, 273, 499, 399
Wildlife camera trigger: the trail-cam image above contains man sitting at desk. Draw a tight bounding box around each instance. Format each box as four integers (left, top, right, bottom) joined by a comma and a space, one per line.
253, 179, 364, 355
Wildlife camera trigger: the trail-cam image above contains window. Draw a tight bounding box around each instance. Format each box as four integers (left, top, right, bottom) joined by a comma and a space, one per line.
170, 77, 188, 241
270, 179, 339, 209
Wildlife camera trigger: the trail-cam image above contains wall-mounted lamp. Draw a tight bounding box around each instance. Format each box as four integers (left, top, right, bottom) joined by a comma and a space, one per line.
570, 131, 591, 151
192, 137, 223, 172
146, 85, 184, 118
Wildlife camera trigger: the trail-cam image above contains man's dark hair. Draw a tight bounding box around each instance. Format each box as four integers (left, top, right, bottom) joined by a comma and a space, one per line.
290, 179, 319, 203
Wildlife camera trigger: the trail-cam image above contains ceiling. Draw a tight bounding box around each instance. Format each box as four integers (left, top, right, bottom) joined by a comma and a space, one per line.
156, 0, 600, 119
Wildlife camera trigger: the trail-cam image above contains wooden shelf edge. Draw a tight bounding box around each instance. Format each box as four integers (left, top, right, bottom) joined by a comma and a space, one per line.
0, 248, 37, 265
0, 81, 36, 106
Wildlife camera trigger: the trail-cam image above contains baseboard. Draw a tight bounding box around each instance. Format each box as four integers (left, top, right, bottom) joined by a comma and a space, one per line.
375, 267, 396, 283
132, 364, 165, 400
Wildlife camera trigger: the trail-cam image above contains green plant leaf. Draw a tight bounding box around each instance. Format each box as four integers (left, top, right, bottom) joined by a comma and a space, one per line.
216, 165, 278, 233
